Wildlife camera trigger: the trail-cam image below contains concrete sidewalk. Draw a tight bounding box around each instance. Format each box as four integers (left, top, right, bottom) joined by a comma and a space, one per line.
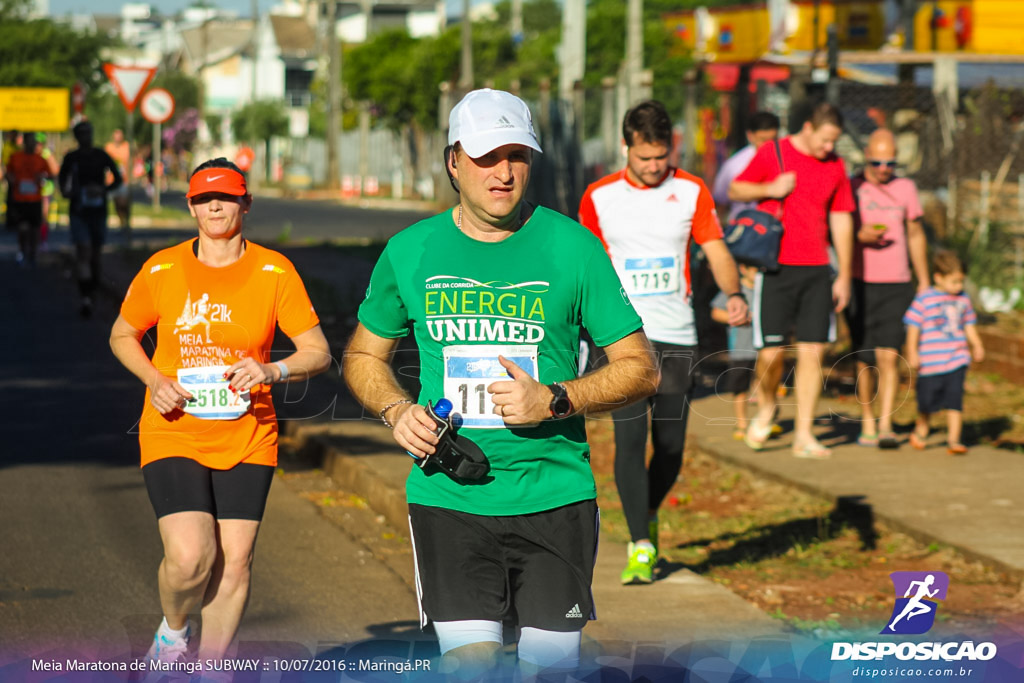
685, 391, 1024, 577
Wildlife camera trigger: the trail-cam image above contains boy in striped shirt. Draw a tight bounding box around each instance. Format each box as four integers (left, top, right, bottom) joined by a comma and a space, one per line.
904, 250, 985, 454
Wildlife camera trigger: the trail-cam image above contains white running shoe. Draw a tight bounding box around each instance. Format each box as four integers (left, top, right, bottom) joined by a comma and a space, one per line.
144, 621, 190, 665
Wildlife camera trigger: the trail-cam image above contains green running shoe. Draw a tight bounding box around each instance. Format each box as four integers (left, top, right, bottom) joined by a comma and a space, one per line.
620, 542, 656, 585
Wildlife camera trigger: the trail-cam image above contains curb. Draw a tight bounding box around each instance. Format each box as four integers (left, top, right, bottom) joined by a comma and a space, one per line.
689, 431, 1024, 581
283, 421, 412, 533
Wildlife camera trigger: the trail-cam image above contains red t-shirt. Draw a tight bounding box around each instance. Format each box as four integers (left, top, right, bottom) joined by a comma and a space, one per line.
735, 137, 855, 266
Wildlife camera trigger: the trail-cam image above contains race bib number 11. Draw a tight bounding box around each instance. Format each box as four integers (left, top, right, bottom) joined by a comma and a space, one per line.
176, 365, 251, 420
443, 345, 539, 429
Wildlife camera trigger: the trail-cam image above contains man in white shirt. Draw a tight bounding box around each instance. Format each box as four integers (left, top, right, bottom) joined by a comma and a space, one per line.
579, 100, 747, 584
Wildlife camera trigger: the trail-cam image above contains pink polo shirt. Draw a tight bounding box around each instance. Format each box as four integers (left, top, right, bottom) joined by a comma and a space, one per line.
852, 175, 923, 284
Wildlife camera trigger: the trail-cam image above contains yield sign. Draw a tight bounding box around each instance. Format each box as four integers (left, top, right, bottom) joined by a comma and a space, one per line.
103, 63, 157, 112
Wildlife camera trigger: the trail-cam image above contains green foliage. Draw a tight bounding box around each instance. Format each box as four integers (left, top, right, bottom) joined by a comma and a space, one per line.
204, 114, 223, 146
0, 0, 32, 20
946, 220, 1024, 294
231, 99, 289, 143
337, 0, 695, 136
0, 17, 111, 90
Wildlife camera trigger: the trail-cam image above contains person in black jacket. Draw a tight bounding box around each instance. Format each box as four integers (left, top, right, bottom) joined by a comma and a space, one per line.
59, 121, 122, 317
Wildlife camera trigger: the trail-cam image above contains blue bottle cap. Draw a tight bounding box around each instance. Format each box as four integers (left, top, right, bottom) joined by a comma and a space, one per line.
433, 398, 453, 419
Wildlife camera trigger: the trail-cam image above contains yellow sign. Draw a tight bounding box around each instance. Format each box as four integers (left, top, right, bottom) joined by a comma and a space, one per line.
0, 88, 69, 132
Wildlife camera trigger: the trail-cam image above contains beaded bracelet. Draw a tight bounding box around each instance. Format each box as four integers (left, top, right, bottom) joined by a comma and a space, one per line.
379, 399, 413, 429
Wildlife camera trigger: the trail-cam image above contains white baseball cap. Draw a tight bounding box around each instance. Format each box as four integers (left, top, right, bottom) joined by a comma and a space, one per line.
448, 89, 542, 158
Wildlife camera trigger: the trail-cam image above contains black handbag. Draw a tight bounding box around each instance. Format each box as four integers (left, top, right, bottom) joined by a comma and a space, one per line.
723, 140, 785, 272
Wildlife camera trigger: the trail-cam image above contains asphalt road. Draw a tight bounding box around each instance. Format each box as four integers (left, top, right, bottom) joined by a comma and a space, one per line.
0, 250, 424, 672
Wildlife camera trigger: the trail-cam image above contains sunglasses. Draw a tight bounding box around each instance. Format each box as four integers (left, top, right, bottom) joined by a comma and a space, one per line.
868, 160, 897, 168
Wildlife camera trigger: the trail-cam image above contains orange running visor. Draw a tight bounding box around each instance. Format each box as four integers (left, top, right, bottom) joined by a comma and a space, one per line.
187, 168, 248, 198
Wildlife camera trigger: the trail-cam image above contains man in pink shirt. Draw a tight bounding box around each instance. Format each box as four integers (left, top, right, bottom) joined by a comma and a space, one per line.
729, 103, 855, 458
847, 129, 929, 449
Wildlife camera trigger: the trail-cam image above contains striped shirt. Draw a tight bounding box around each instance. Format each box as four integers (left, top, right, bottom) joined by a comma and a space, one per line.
903, 288, 976, 376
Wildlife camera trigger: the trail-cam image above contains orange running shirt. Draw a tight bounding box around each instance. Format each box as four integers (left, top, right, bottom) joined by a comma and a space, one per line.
8, 151, 50, 202
120, 240, 320, 469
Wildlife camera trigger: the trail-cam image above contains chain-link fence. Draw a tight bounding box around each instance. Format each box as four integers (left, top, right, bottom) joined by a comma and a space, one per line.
834, 78, 1024, 291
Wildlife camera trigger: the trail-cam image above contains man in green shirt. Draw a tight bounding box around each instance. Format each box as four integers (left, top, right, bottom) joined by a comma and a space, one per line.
344, 89, 658, 679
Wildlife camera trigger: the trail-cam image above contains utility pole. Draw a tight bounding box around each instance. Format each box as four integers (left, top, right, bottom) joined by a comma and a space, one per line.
250, 0, 259, 101
325, 0, 341, 189
511, 0, 523, 46
559, 0, 585, 101
624, 0, 643, 104
459, 0, 473, 93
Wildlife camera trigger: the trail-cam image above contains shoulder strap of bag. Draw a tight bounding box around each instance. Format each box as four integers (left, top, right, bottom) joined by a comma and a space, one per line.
773, 139, 785, 219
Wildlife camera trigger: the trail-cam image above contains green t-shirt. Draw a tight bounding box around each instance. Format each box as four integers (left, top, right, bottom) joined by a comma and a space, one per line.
358, 205, 642, 515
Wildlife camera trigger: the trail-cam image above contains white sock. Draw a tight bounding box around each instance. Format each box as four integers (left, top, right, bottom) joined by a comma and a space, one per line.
633, 540, 655, 553
158, 617, 189, 640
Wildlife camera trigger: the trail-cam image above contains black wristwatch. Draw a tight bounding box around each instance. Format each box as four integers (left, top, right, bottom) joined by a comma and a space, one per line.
547, 382, 573, 419
728, 291, 748, 304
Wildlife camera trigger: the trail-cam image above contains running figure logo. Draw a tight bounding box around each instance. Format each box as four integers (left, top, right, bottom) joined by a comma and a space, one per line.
174, 291, 213, 343
881, 571, 949, 635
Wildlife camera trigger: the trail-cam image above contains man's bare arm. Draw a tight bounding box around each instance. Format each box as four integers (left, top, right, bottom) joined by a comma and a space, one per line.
562, 330, 659, 415
906, 218, 930, 291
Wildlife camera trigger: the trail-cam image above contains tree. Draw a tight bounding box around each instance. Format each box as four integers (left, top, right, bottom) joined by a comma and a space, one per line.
231, 100, 289, 182
0, 17, 110, 90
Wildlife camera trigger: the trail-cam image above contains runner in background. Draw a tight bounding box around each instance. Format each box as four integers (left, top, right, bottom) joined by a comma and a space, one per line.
2, 130, 21, 235
58, 121, 121, 317
6, 133, 52, 266
578, 100, 747, 585
109, 158, 330, 672
35, 134, 60, 250
105, 129, 132, 232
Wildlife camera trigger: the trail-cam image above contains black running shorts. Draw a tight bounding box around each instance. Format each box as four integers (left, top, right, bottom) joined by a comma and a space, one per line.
754, 265, 836, 347
142, 457, 275, 520
408, 500, 599, 632
846, 280, 915, 353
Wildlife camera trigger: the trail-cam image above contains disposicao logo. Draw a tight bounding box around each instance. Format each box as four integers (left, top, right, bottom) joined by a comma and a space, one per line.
882, 571, 948, 635
831, 571, 998, 663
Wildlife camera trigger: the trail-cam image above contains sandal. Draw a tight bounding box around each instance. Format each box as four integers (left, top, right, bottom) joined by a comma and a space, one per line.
878, 432, 899, 450
793, 442, 832, 459
947, 443, 968, 455
857, 433, 879, 447
908, 431, 928, 450
744, 421, 773, 451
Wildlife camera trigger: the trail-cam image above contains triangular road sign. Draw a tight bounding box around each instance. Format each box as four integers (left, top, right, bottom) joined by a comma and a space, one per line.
103, 63, 157, 112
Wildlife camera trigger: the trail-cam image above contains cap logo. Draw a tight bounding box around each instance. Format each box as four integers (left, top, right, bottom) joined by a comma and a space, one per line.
495, 116, 514, 129
207, 174, 225, 182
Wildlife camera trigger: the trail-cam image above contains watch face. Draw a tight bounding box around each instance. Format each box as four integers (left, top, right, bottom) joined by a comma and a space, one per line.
553, 397, 571, 416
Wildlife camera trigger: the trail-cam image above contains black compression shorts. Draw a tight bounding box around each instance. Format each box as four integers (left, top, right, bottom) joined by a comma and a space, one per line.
142, 457, 274, 520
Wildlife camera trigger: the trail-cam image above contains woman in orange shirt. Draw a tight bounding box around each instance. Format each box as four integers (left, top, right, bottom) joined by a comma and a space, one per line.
109, 158, 330, 668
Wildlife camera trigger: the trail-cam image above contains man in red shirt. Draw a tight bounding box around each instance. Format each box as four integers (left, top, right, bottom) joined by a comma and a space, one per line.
729, 103, 855, 458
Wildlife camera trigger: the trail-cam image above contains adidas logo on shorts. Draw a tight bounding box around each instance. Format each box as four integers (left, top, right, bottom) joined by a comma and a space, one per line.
565, 603, 584, 619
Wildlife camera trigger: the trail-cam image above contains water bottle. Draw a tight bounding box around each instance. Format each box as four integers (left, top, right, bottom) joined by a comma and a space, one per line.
406, 399, 454, 463
426, 398, 453, 433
